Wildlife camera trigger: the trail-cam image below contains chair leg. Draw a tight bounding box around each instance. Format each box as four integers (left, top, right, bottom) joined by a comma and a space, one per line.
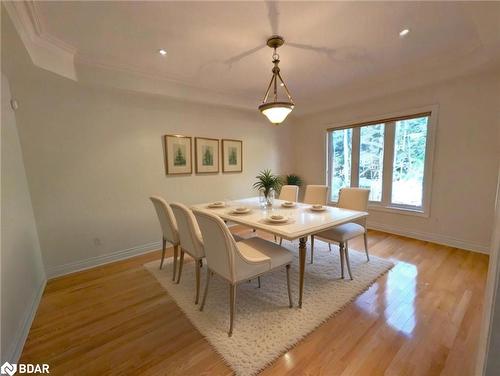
310, 235, 315, 264
274, 235, 277, 242
176, 250, 185, 284
228, 284, 237, 337
200, 270, 212, 311
363, 232, 370, 261
339, 242, 345, 279
199, 259, 203, 268
279, 237, 283, 246
328, 242, 332, 252
345, 242, 353, 280
195, 260, 201, 304
160, 237, 167, 270
286, 264, 293, 308
258, 276, 261, 288
172, 244, 178, 281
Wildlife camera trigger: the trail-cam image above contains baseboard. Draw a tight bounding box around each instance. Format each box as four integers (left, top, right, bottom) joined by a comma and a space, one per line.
368, 221, 490, 254
46, 240, 162, 279
2, 278, 47, 363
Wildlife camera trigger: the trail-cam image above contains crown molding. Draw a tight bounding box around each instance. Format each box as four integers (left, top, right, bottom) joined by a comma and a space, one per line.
3, 0, 77, 80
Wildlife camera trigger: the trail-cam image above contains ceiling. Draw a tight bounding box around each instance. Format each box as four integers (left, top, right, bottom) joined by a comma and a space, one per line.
5, 1, 500, 115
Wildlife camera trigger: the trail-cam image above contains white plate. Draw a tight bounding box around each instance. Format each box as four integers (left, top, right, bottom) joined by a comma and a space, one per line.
231, 207, 251, 214
208, 202, 225, 208
281, 202, 296, 208
266, 215, 288, 223
310, 206, 327, 212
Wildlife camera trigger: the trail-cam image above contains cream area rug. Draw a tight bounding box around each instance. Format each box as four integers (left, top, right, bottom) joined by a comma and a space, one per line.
144, 239, 394, 376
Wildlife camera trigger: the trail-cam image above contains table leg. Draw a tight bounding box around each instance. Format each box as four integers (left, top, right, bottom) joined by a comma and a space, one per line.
298, 236, 307, 308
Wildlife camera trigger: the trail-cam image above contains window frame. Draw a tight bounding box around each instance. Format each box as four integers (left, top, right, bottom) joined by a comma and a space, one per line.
325, 105, 438, 217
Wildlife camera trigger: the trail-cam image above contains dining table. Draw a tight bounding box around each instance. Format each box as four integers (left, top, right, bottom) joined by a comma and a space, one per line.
192, 197, 368, 308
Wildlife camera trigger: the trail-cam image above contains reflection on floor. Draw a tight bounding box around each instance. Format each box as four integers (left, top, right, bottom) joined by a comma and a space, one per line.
20, 229, 488, 375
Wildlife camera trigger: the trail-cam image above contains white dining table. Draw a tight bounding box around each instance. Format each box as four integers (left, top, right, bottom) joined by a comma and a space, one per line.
192, 197, 368, 308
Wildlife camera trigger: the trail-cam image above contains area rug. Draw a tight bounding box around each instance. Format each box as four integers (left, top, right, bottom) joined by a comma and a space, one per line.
144, 239, 394, 375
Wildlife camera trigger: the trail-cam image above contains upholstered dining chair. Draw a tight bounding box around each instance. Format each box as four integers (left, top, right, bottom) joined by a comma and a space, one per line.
303, 184, 328, 205
302, 185, 328, 261
275, 185, 300, 244
279, 185, 299, 202
171, 203, 205, 304
149, 196, 180, 280
193, 209, 293, 337
311, 188, 370, 279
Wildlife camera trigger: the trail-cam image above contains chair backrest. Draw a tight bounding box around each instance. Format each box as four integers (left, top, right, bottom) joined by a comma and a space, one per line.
171, 203, 204, 259
149, 196, 179, 244
279, 185, 299, 202
193, 210, 238, 281
337, 188, 370, 211
303, 185, 328, 205
338, 188, 370, 227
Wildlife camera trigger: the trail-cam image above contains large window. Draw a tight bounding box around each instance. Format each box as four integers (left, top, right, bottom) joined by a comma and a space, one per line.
327, 111, 435, 214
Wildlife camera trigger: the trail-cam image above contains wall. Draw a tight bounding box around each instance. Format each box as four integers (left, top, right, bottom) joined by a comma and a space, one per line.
480, 169, 500, 375
1, 73, 46, 362
2, 13, 293, 277
291, 69, 500, 252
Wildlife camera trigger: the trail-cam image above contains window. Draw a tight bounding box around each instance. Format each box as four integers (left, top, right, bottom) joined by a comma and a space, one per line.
329, 128, 352, 202
326, 110, 435, 214
359, 124, 385, 202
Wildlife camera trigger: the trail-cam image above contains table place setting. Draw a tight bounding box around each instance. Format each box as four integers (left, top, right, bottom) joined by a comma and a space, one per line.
229, 206, 252, 215
309, 204, 327, 212
207, 201, 226, 209
281, 201, 296, 208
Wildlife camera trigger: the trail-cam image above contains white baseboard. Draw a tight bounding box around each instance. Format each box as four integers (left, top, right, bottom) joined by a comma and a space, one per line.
2, 278, 47, 363
368, 221, 490, 254
46, 223, 240, 279
46, 240, 162, 279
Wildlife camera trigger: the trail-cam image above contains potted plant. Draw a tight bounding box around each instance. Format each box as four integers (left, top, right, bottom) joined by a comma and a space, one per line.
253, 169, 282, 207
285, 174, 303, 187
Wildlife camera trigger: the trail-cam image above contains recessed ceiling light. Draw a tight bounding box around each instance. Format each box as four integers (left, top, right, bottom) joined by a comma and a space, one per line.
399, 29, 410, 37
158, 49, 167, 56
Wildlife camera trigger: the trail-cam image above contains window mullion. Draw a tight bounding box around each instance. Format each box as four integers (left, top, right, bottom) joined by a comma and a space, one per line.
382, 121, 395, 206
351, 127, 360, 188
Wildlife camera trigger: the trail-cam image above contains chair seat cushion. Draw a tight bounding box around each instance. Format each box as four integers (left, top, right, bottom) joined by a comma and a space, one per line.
316, 222, 365, 242
237, 237, 293, 269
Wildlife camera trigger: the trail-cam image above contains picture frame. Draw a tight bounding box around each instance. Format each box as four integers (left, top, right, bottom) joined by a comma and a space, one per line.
222, 139, 243, 173
164, 134, 192, 175
195, 137, 219, 174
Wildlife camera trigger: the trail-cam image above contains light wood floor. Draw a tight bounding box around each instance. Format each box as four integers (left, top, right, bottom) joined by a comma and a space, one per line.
20, 229, 489, 375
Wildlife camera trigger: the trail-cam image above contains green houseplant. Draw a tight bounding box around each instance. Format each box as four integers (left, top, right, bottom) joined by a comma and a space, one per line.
253, 169, 282, 206
285, 174, 303, 187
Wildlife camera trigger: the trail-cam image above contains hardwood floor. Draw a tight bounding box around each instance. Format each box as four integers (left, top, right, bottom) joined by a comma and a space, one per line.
20, 229, 489, 375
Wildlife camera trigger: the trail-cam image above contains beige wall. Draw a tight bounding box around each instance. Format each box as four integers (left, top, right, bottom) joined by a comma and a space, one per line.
1, 73, 46, 362
291, 69, 500, 252
7, 66, 293, 276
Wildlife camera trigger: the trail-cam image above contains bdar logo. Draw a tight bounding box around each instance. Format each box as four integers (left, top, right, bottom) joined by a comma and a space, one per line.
0, 362, 17, 376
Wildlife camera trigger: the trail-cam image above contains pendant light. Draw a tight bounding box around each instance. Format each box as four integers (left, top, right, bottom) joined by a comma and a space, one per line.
258, 35, 294, 125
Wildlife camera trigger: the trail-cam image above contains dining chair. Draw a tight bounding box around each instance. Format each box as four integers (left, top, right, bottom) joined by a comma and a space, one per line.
275, 185, 300, 244
193, 209, 293, 336
171, 202, 205, 304
303, 184, 328, 205
311, 188, 370, 279
279, 185, 299, 202
149, 196, 180, 281
302, 185, 328, 261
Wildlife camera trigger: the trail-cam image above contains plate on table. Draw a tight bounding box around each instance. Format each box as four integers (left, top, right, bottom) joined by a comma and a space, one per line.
230, 207, 251, 214
266, 214, 289, 224
310, 205, 327, 212
208, 201, 225, 208
281, 201, 296, 208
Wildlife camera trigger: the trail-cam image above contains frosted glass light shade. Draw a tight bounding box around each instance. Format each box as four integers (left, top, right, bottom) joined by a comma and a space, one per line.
258, 102, 294, 125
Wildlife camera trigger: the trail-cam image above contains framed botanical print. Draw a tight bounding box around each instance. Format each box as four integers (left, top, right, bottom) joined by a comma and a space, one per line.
164, 135, 192, 175
195, 137, 219, 173
222, 139, 243, 173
